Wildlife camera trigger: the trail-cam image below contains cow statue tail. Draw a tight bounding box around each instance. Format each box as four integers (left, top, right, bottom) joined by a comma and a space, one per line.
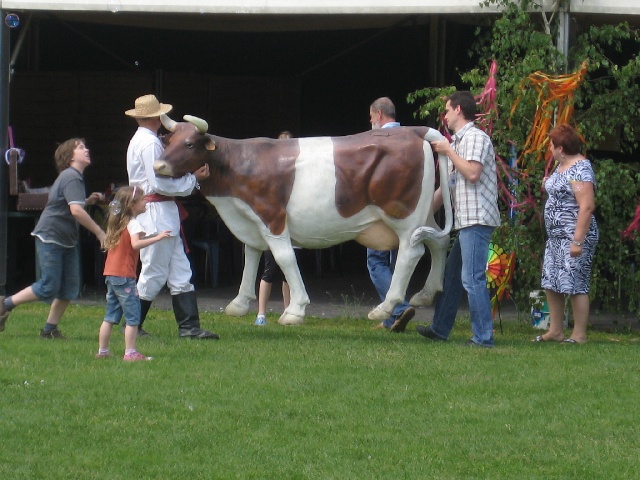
410, 129, 453, 247
406, 128, 453, 308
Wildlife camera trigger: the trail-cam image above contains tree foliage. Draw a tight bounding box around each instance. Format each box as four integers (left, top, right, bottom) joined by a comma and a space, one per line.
408, 0, 640, 313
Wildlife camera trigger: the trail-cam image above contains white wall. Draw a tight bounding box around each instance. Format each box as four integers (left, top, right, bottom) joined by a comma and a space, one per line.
571, 0, 640, 14
0, 0, 507, 14
1, 0, 637, 16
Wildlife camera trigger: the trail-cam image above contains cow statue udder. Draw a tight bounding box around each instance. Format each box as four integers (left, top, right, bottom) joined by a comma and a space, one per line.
155, 114, 452, 325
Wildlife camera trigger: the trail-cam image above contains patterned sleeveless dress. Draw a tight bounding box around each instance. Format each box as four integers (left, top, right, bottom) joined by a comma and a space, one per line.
541, 160, 599, 295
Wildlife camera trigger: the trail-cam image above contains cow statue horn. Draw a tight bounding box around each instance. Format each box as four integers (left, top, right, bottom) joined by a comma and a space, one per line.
184, 115, 209, 134
160, 114, 177, 132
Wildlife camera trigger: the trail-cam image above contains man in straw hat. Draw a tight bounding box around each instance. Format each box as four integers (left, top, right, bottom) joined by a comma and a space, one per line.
125, 94, 218, 339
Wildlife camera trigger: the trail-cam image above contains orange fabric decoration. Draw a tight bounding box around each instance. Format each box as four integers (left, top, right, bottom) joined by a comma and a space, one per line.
510, 61, 588, 167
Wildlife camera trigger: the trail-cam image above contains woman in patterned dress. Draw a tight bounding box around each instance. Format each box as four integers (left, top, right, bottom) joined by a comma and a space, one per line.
534, 124, 598, 344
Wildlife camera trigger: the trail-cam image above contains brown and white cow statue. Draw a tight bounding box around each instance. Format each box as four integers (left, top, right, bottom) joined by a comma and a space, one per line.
155, 114, 452, 325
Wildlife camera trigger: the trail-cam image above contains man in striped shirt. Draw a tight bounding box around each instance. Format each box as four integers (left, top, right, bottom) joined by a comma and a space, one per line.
416, 91, 500, 347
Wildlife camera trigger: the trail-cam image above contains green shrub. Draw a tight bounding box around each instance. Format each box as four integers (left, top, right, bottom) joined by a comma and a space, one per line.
591, 159, 640, 313
408, 0, 640, 314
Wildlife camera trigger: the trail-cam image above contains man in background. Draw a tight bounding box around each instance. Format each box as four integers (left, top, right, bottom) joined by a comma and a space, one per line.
367, 97, 416, 332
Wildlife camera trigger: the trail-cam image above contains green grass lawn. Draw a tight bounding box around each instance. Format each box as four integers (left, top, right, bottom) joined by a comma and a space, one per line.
1, 302, 639, 479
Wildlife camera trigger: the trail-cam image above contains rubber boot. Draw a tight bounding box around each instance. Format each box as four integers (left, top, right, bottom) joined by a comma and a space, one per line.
122, 298, 154, 336
138, 299, 153, 336
172, 291, 219, 339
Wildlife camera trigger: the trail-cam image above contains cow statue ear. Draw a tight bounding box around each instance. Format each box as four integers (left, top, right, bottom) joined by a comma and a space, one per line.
205, 138, 216, 151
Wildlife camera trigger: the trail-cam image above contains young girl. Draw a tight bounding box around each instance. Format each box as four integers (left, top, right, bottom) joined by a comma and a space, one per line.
96, 186, 170, 361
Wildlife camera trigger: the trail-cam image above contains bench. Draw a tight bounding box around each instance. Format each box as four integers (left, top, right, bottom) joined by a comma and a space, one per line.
7, 149, 49, 211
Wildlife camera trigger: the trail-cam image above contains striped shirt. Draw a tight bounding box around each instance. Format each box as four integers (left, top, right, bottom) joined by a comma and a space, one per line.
449, 122, 500, 229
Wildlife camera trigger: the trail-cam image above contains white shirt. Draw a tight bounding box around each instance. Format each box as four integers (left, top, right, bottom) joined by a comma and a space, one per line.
126, 126, 197, 235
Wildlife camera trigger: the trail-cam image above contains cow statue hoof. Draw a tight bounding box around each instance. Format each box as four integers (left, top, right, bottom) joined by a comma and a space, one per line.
410, 289, 439, 307
368, 305, 392, 321
225, 298, 250, 317
278, 313, 305, 326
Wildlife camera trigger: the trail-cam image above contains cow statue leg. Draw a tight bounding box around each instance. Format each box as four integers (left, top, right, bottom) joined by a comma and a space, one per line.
268, 240, 310, 326
225, 244, 261, 317
367, 237, 425, 321
410, 231, 449, 306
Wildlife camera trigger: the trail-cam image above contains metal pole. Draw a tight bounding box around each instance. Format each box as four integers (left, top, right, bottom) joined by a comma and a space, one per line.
0, 13, 10, 295
556, 3, 570, 70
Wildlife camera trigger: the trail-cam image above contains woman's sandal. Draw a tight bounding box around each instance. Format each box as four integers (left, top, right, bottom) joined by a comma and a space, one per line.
563, 338, 580, 344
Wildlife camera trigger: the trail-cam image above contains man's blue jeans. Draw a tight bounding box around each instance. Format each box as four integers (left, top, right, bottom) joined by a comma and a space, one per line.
367, 248, 411, 328
430, 225, 495, 346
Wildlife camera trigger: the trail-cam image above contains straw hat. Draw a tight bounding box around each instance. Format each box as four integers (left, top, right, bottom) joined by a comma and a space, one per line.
125, 94, 172, 118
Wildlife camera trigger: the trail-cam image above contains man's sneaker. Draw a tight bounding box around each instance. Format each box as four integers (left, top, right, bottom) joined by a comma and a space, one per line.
121, 326, 150, 337
178, 328, 220, 339
389, 307, 416, 333
255, 315, 267, 326
137, 327, 150, 337
416, 325, 445, 341
0, 296, 9, 332
95, 352, 113, 359
123, 352, 153, 362
0, 312, 8, 332
40, 328, 66, 339
464, 339, 494, 348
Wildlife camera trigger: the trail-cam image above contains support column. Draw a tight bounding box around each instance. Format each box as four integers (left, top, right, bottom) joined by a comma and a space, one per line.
429, 15, 446, 87
0, 13, 10, 294
556, 3, 570, 69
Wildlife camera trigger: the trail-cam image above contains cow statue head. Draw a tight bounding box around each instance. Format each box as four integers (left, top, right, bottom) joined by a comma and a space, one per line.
154, 114, 216, 178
